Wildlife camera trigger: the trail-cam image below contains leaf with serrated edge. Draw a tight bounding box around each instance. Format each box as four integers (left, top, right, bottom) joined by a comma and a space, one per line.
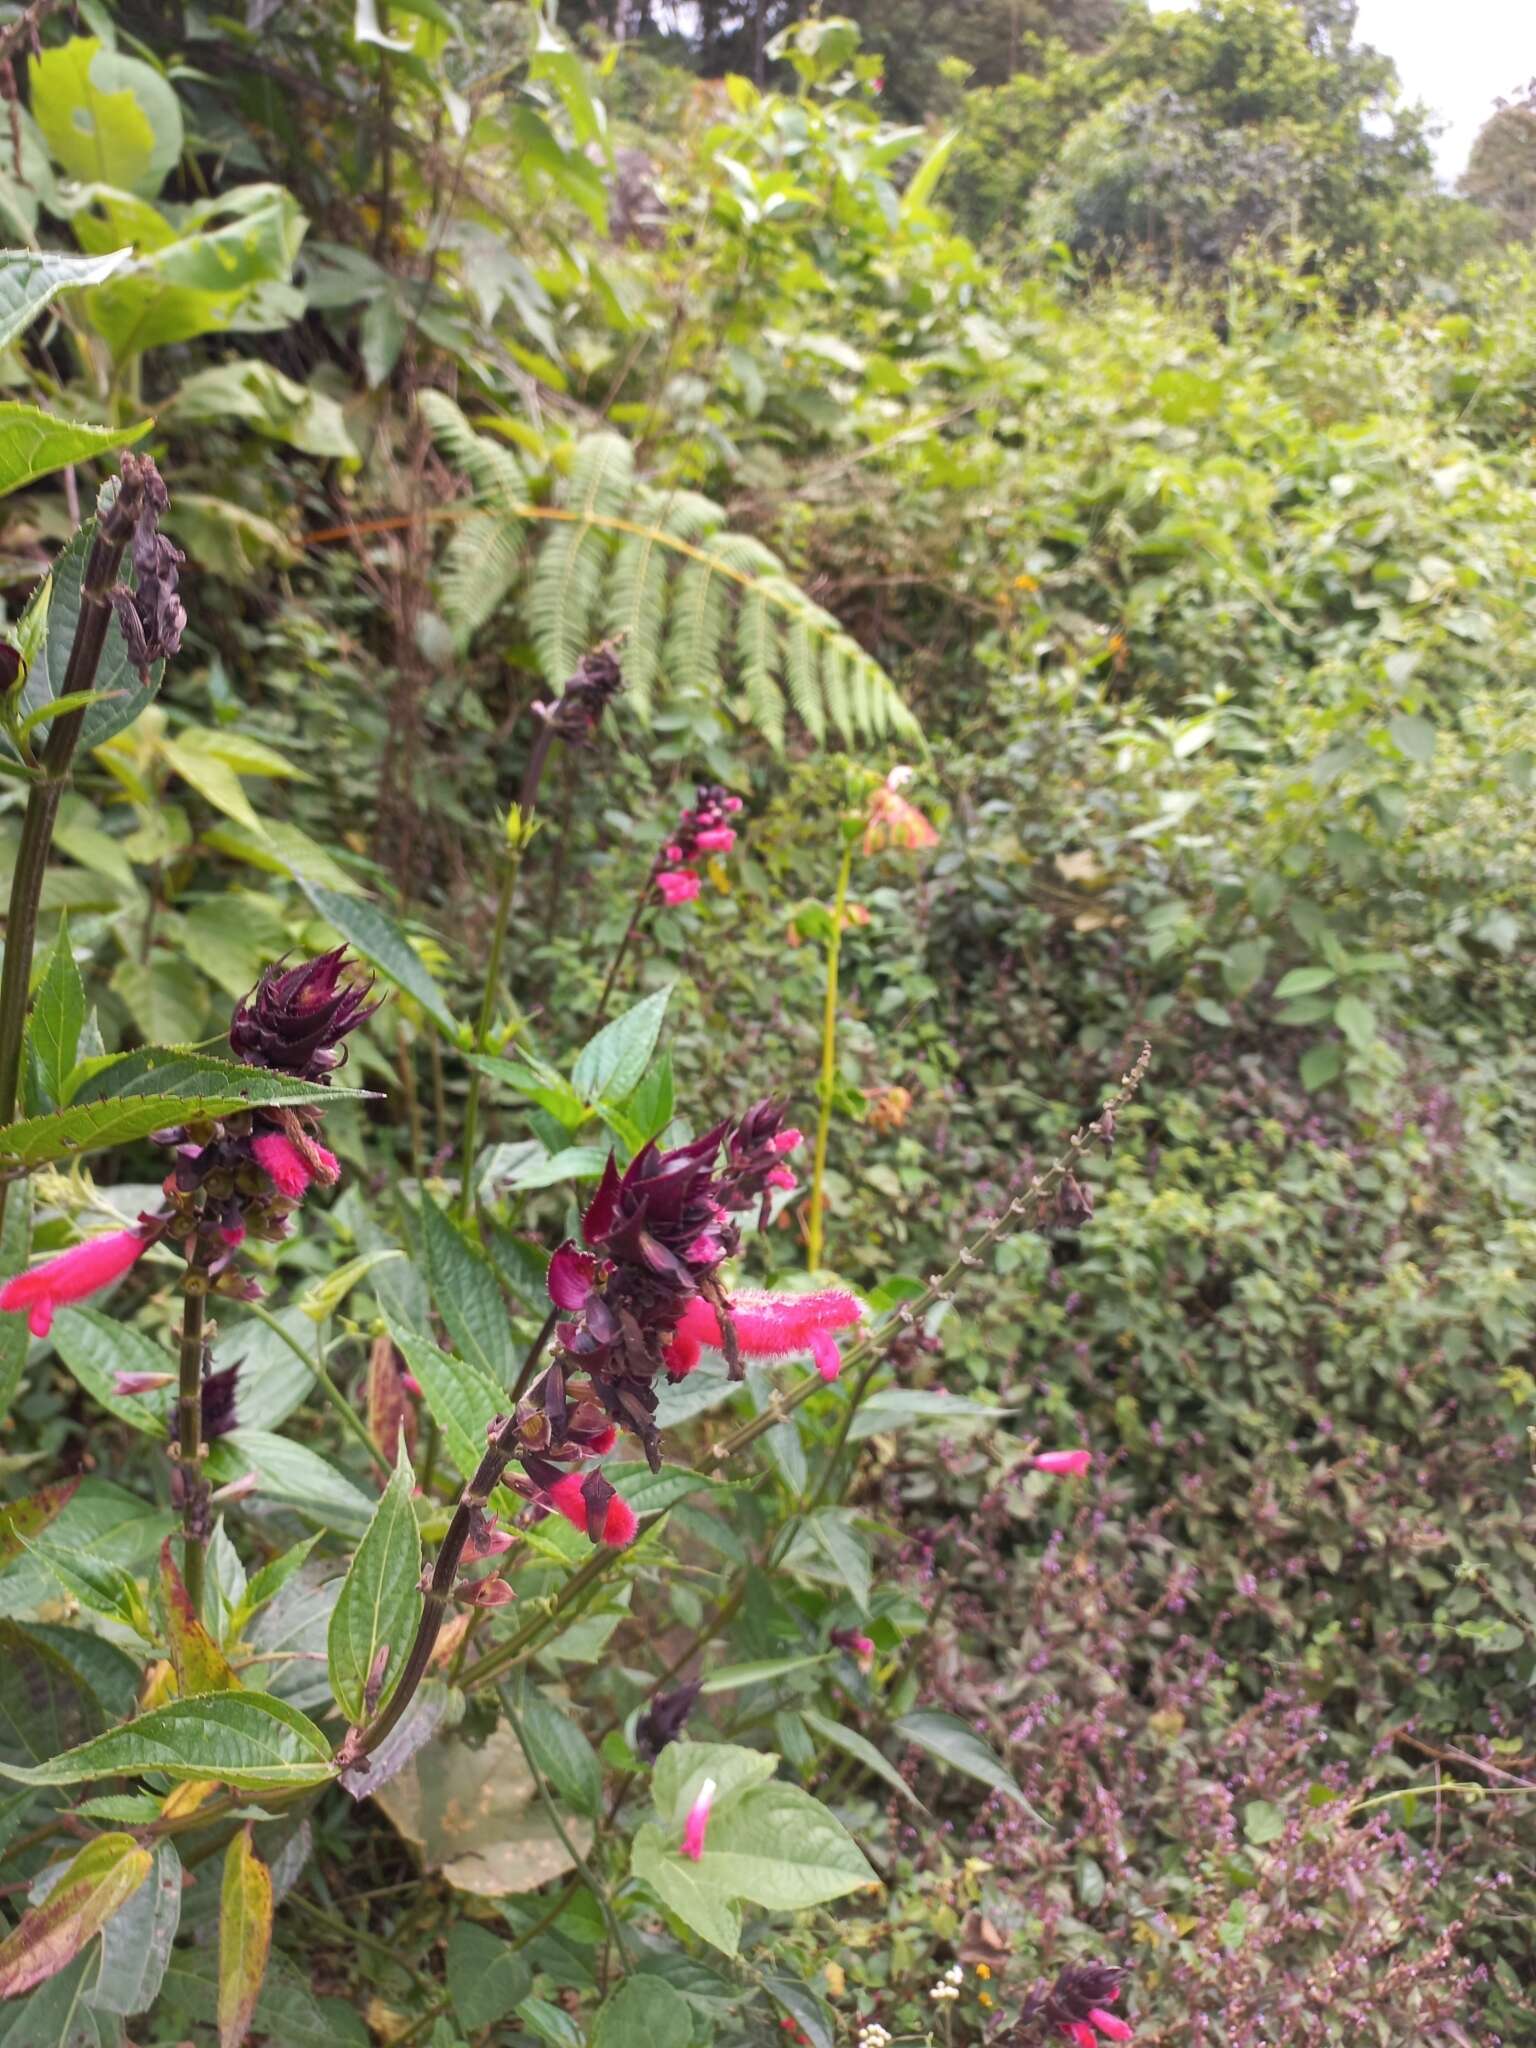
327, 1441, 422, 1723
0, 1690, 335, 1790
0, 1831, 150, 1997
686, 1780, 877, 1909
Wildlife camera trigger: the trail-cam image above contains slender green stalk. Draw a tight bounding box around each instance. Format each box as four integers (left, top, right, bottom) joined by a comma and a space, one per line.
502, 1684, 633, 1969
241, 1299, 391, 1480
456, 721, 555, 1218
590, 870, 655, 1030
0, 479, 142, 1225
457, 842, 520, 1220
175, 1280, 208, 1613
806, 836, 856, 1271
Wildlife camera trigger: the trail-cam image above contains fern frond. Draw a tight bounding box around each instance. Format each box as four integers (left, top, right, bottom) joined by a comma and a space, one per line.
439, 511, 526, 650
736, 589, 786, 751
418, 402, 920, 746
419, 391, 526, 500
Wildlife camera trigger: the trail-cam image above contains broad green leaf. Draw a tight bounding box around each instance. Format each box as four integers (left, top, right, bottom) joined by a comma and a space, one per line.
1299, 1041, 1343, 1091
110, 956, 208, 1047
0, 247, 131, 351
690, 1780, 877, 1908
0, 1690, 334, 1791
158, 734, 265, 834
93, 1840, 181, 2017
0, 1183, 34, 1421
0, 1832, 150, 1999
801, 1708, 922, 1809
419, 1192, 516, 1387
327, 1442, 422, 1723
468, 1056, 588, 1133
511, 1686, 602, 1818
588, 1976, 692, 2048
158, 1538, 238, 1696
24, 1537, 152, 1640
169, 361, 357, 461
698, 1653, 831, 1695
51, 1309, 172, 1438
1243, 1797, 1286, 1846
892, 1709, 1030, 1809
387, 1320, 504, 1481
295, 879, 459, 1037
651, 1740, 778, 1828
29, 38, 184, 195
571, 985, 672, 1106
230, 1534, 321, 1637
791, 1508, 871, 1615
0, 1481, 80, 1570
499, 1143, 610, 1190
218, 1829, 273, 2048
0, 1479, 171, 1613
1387, 711, 1436, 765
631, 1821, 742, 1955
296, 1247, 400, 1323
0, 403, 150, 501
0, 1945, 118, 2045
27, 918, 84, 1105
206, 1430, 376, 1538
901, 127, 957, 214
1334, 993, 1376, 1050
445, 1922, 533, 2032
0, 1620, 123, 1767
1272, 965, 1336, 999
845, 1388, 1008, 1441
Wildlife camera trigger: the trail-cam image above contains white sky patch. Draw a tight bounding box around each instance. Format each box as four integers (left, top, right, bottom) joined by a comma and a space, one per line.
1150, 0, 1533, 181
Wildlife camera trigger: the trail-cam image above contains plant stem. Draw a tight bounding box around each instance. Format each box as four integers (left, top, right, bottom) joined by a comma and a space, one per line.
345, 1311, 558, 1760
457, 841, 520, 1220
456, 719, 555, 1219
807, 837, 855, 1271
502, 1684, 633, 1968
590, 872, 654, 1030
0, 480, 141, 1224
240, 1300, 392, 1481
176, 1279, 208, 1614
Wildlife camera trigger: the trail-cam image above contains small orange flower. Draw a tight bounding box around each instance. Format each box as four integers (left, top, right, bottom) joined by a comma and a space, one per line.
863, 767, 939, 855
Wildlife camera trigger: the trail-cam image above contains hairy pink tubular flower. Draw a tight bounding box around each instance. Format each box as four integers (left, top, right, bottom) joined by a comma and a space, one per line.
681, 1776, 716, 1861
0, 1229, 149, 1338
765, 1165, 797, 1192
656, 869, 701, 907
1065, 2026, 1098, 2048
113, 1370, 175, 1396
1034, 1448, 1092, 1477
666, 1288, 863, 1382
1088, 2012, 1133, 2042
251, 1132, 340, 1201
547, 1471, 639, 1547
693, 825, 736, 853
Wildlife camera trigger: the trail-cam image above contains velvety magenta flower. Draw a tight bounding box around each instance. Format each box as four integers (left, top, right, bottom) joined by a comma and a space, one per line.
681, 1775, 716, 1861
656, 869, 701, 907
693, 825, 735, 853
665, 1288, 864, 1383
251, 1131, 340, 1201
1009, 1962, 1130, 2047
831, 1626, 876, 1664
113, 1369, 175, 1396
1033, 1448, 1092, 1477
0, 1229, 149, 1337
547, 1471, 640, 1547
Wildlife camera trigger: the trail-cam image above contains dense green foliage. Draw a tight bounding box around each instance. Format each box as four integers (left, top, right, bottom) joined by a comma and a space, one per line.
0, 3, 1528, 2044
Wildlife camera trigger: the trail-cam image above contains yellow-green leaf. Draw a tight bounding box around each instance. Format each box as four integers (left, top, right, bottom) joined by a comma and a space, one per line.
0, 1831, 151, 1997
218, 1826, 273, 2048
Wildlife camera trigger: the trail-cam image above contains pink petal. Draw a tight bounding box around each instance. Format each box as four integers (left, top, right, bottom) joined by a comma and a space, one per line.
1089, 2013, 1133, 2042
601, 1495, 639, 1546
548, 1242, 597, 1311
681, 1777, 716, 1861
693, 826, 735, 853
251, 1132, 313, 1200
655, 869, 701, 907
1033, 1449, 1092, 1478
546, 1472, 590, 1534
809, 1331, 842, 1382
0, 1229, 148, 1335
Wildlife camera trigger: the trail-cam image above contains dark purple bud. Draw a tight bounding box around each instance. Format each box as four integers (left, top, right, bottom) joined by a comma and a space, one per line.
537, 645, 624, 743
634, 1678, 702, 1763
230, 948, 379, 1082
107, 455, 185, 679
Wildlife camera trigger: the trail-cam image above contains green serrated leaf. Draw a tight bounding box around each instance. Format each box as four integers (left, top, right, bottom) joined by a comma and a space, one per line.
419, 1193, 516, 1387
327, 1442, 422, 1724
892, 1710, 1031, 1810
295, 879, 458, 1037
28, 918, 84, 1107
0, 403, 150, 501
571, 985, 672, 1106
0, 1690, 335, 1791
0, 248, 132, 352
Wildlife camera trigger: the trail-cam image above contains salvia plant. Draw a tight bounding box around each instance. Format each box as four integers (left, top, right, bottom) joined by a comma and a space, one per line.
0, 424, 1153, 2042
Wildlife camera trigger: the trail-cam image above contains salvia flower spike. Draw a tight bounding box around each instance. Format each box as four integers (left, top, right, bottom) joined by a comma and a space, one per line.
654, 782, 744, 906
229, 947, 378, 1081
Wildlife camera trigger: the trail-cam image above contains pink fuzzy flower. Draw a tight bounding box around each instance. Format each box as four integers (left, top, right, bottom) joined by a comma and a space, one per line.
547, 1471, 640, 1546
113, 1370, 175, 1396
1065, 2027, 1098, 2048
1033, 1448, 1092, 1477
251, 1131, 339, 1201
666, 1287, 863, 1382
0, 1229, 149, 1338
765, 1165, 797, 1192
772, 1129, 803, 1153
655, 869, 701, 907
681, 1776, 716, 1861
693, 826, 735, 853
1089, 2013, 1133, 2042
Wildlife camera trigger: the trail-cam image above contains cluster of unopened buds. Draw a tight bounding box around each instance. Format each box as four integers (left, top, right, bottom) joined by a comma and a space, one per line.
0, 951, 375, 1372
856, 2023, 892, 2048
653, 781, 743, 908
515, 1100, 864, 1547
